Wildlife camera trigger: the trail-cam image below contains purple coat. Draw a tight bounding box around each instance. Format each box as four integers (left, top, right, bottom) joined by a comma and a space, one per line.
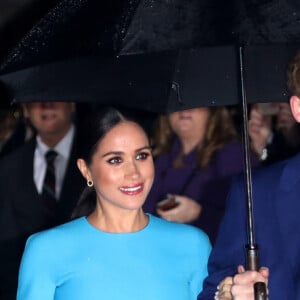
143, 139, 260, 244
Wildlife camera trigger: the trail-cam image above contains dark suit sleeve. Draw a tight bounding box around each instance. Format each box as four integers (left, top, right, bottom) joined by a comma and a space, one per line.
0, 160, 26, 300
197, 176, 247, 299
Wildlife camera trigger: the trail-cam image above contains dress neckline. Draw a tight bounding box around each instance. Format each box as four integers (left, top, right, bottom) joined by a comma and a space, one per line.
82, 213, 152, 236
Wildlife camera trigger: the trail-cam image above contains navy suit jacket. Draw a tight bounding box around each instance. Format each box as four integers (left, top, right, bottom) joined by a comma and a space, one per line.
0, 136, 85, 299
198, 153, 300, 300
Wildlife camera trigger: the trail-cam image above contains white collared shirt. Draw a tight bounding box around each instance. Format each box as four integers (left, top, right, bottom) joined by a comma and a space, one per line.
34, 125, 75, 199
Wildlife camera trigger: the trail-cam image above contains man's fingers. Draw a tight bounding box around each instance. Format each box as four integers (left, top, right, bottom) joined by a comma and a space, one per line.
218, 276, 233, 290
233, 270, 267, 285
215, 290, 232, 300
237, 265, 245, 273
216, 277, 233, 300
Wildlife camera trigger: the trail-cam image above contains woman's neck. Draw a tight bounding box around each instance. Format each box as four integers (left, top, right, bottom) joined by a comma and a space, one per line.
180, 137, 202, 154
88, 206, 148, 233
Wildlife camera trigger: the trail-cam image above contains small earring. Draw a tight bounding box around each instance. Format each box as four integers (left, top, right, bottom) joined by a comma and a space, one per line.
87, 180, 93, 187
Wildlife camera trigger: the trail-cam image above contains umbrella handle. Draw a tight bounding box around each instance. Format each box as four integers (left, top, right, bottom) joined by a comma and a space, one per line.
245, 245, 268, 300
254, 282, 268, 300
246, 244, 260, 271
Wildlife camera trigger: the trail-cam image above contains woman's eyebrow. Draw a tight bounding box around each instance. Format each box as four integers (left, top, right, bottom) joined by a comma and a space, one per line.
102, 151, 123, 158
136, 146, 152, 152
101, 146, 151, 158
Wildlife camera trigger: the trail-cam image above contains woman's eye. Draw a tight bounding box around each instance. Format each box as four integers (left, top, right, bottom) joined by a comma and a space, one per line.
136, 152, 150, 160
107, 157, 122, 164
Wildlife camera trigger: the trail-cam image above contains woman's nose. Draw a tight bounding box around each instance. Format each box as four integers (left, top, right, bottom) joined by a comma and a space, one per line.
125, 161, 140, 178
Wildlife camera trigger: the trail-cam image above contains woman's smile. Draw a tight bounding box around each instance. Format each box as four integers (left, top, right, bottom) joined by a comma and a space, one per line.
119, 183, 144, 195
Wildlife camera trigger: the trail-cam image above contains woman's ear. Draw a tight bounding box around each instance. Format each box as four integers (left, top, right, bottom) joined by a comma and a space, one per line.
289, 96, 300, 123
77, 159, 91, 181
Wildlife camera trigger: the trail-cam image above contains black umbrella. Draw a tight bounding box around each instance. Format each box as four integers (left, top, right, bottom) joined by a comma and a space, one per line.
1, 44, 298, 110
0, 0, 231, 74
0, 0, 237, 112
0, 0, 128, 74
0, 52, 176, 112
0, 0, 299, 107
0, 0, 62, 66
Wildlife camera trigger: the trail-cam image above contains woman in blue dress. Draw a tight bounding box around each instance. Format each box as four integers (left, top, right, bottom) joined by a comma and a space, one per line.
17, 107, 211, 300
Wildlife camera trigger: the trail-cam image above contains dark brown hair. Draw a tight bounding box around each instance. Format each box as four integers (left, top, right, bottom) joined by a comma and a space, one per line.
71, 107, 129, 219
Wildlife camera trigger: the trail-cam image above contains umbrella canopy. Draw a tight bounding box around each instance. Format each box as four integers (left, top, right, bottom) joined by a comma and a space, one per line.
0, 0, 234, 110
0, 52, 176, 112
0, 0, 299, 110
0, 0, 233, 74
244, 44, 300, 102
0, 0, 61, 67
232, 0, 300, 45
116, 0, 232, 55
0, 0, 138, 74
0, 45, 239, 111
1, 44, 299, 112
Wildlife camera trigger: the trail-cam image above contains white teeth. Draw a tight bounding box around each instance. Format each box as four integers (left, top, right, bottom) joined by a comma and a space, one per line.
120, 186, 141, 192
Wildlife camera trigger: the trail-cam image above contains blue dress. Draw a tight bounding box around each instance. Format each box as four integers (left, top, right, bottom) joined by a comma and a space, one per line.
17, 214, 211, 300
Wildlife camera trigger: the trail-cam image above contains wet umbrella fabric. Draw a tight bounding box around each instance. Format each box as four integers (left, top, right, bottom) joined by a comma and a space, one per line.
0, 0, 236, 110
0, 52, 177, 113
232, 0, 300, 45
1, 45, 241, 111
0, 0, 129, 74
0, 0, 299, 73
1, 44, 299, 112
0, 0, 231, 74
0, 0, 299, 109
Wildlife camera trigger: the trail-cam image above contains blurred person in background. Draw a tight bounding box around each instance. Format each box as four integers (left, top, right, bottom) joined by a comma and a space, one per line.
249, 101, 300, 165
0, 107, 33, 158
0, 101, 85, 300
143, 106, 260, 244
0, 81, 33, 158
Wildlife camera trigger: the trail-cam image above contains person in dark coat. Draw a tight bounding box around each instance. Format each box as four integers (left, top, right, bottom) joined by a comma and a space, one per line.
198, 50, 300, 300
0, 101, 85, 300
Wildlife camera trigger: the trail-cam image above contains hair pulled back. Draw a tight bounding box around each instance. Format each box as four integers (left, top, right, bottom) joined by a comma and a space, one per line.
71, 107, 127, 219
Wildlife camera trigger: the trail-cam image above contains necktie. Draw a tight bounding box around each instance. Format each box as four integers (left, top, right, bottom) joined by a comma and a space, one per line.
41, 150, 58, 213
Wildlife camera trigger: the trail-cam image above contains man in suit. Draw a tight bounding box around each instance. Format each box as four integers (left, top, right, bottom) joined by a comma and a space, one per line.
198, 51, 300, 299
0, 102, 85, 300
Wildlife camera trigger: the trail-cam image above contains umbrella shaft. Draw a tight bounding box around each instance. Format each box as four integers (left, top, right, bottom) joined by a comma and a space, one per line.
239, 46, 256, 246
